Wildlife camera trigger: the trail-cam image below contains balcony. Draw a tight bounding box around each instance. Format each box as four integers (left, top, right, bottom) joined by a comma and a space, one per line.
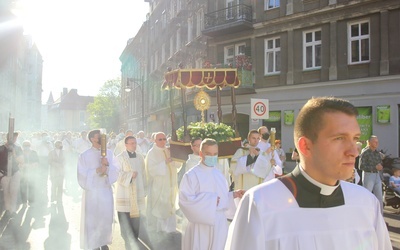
203, 4, 253, 37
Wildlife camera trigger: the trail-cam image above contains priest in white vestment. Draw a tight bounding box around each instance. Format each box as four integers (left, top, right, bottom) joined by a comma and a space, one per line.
77, 130, 118, 250
179, 138, 244, 250
231, 129, 281, 190
114, 136, 152, 250
225, 97, 392, 250
114, 130, 143, 156
145, 132, 180, 233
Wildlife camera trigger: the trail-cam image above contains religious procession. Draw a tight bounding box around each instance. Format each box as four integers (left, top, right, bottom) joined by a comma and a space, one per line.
0, 89, 397, 250
0, 62, 399, 250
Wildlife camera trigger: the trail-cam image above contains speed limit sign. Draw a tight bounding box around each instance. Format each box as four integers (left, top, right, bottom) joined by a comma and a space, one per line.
251, 99, 269, 119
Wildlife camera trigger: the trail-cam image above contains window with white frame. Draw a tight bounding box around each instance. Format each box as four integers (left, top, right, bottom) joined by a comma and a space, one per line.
303, 29, 321, 69
196, 9, 204, 37
187, 17, 193, 44
150, 54, 154, 72
170, 0, 176, 18
169, 36, 174, 58
224, 43, 246, 66
348, 20, 370, 64
161, 10, 167, 29
155, 50, 159, 68
264, 37, 281, 74
236, 43, 245, 55
161, 44, 165, 63
177, 0, 182, 14
226, 0, 239, 20
265, 0, 280, 10
224, 46, 235, 65
195, 58, 203, 69
176, 28, 181, 52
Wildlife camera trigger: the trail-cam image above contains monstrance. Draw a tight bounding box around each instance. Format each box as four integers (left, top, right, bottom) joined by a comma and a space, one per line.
193, 89, 211, 123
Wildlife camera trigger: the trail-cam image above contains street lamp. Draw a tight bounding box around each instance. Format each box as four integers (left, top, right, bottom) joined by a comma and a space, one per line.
124, 80, 132, 92
126, 78, 145, 131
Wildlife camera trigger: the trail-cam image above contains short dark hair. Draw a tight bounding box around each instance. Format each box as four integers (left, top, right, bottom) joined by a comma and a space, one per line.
88, 130, 100, 140
247, 129, 259, 139
190, 137, 202, 145
294, 97, 358, 143
125, 136, 136, 144
200, 138, 218, 151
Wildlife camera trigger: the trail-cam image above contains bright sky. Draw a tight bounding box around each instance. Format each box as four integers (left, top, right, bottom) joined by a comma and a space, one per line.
14, 0, 149, 102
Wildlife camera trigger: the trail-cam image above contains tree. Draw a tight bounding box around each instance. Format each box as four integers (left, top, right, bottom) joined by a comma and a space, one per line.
87, 78, 121, 132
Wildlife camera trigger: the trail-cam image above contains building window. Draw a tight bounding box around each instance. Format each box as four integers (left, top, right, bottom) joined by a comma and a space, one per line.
226, 0, 238, 20
177, 0, 182, 14
264, 37, 281, 75
196, 9, 204, 37
303, 29, 321, 70
80, 111, 85, 123
161, 10, 167, 29
224, 46, 234, 65
169, 36, 174, 58
161, 44, 165, 63
265, 0, 280, 10
187, 17, 193, 44
224, 43, 246, 66
150, 55, 154, 72
176, 28, 181, 52
195, 58, 203, 69
170, 0, 176, 18
348, 20, 370, 64
155, 50, 159, 68
236, 43, 245, 55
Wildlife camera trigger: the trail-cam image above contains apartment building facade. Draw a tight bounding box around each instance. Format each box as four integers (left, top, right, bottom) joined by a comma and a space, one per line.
121, 0, 400, 157
0, 10, 43, 132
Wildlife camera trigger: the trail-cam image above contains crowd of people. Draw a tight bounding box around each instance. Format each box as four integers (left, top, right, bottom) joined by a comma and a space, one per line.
0, 96, 395, 250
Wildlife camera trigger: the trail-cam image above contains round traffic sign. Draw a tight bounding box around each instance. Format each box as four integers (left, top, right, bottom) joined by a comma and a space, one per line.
253, 102, 266, 116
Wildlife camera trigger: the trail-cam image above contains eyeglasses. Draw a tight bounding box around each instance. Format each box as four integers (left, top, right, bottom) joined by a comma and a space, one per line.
158, 138, 167, 141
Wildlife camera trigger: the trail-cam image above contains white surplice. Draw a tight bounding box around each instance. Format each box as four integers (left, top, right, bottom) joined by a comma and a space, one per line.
145, 145, 180, 233
77, 147, 118, 249
179, 163, 235, 250
225, 179, 392, 250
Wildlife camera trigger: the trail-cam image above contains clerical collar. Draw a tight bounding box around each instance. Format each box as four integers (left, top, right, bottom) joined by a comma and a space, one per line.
127, 151, 136, 158
299, 165, 339, 196
279, 166, 345, 208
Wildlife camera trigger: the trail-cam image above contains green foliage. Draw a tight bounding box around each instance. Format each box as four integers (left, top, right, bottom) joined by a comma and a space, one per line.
176, 122, 235, 143
87, 78, 121, 131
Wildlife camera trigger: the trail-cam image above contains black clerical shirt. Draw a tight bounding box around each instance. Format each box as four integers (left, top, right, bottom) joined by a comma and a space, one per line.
279, 166, 345, 208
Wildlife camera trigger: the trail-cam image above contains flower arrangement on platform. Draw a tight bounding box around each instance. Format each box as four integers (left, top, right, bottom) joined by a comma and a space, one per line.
176, 122, 235, 143
235, 55, 252, 71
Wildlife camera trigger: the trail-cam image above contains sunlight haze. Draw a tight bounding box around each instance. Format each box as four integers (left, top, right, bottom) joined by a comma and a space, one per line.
14, 0, 149, 102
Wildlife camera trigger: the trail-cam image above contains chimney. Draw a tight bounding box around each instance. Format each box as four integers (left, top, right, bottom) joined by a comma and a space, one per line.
63, 88, 68, 96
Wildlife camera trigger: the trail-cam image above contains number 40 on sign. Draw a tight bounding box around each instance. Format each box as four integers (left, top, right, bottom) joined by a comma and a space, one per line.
251, 98, 269, 119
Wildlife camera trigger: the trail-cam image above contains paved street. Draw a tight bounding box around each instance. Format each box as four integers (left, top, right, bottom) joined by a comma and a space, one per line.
0, 190, 181, 250
0, 187, 399, 250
